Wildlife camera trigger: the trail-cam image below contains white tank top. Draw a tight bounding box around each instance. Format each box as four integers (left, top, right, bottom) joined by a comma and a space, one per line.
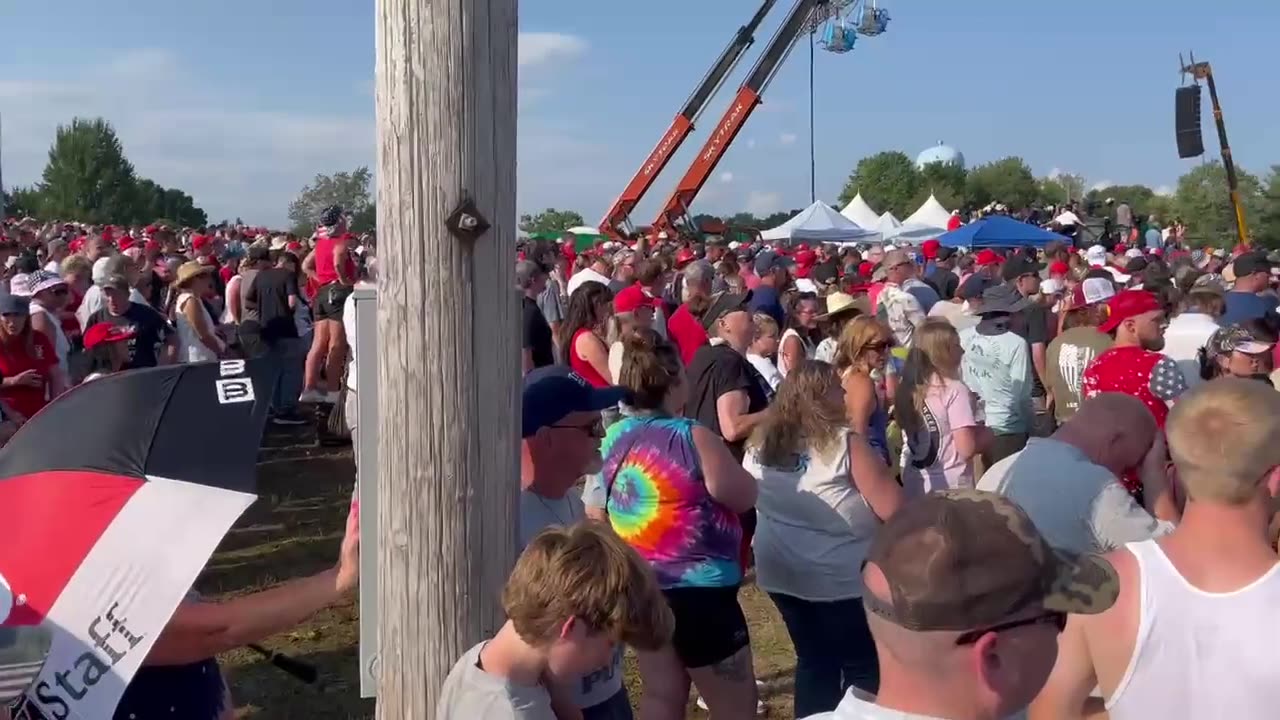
743, 429, 880, 601
29, 301, 69, 375
175, 292, 219, 363
778, 327, 814, 377
1106, 539, 1280, 719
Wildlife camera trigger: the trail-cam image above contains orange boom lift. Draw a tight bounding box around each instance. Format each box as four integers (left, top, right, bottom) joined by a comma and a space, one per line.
649, 0, 835, 238
597, 0, 781, 240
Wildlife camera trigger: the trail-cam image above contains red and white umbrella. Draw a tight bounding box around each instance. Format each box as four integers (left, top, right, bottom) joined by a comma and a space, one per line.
0, 360, 277, 720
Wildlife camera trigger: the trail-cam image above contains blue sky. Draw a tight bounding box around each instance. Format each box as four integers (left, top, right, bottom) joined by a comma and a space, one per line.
1, 0, 1276, 227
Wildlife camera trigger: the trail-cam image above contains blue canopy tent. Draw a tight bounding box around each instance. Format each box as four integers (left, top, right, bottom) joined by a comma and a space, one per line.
937, 215, 1069, 249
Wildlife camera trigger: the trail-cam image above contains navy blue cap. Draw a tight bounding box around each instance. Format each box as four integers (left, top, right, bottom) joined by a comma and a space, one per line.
523, 366, 627, 438
753, 250, 795, 276
0, 294, 30, 316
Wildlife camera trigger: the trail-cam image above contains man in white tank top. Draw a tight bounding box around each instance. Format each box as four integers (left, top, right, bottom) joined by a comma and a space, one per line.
1030, 377, 1280, 719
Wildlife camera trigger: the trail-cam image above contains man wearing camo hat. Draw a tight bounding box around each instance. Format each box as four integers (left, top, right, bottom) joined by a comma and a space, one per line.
805, 489, 1119, 720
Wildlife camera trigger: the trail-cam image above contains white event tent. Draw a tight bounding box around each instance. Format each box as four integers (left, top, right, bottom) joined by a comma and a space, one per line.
881, 194, 952, 244
761, 201, 878, 243
839, 193, 882, 229
876, 211, 902, 235
902, 194, 953, 231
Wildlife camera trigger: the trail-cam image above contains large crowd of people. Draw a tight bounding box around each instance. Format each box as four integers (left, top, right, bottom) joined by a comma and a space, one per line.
4, 200, 1280, 719
0, 208, 374, 720
491, 220, 1280, 720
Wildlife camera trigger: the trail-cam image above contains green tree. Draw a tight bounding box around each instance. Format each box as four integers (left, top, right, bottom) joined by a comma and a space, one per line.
760, 209, 803, 228
726, 212, 762, 227
1253, 166, 1280, 249
518, 208, 587, 236
965, 157, 1037, 209
1083, 184, 1160, 217
351, 203, 377, 234
1171, 161, 1264, 247
1037, 173, 1087, 206
838, 151, 921, 217
127, 178, 207, 228
38, 118, 139, 223
911, 161, 968, 214
2, 186, 45, 219
287, 167, 373, 235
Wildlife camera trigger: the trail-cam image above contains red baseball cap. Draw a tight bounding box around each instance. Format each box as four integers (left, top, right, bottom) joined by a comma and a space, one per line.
675, 248, 697, 268
1097, 290, 1161, 334
975, 249, 1004, 267
1048, 261, 1070, 277
921, 239, 941, 260
858, 261, 875, 278
83, 322, 137, 350
613, 284, 657, 314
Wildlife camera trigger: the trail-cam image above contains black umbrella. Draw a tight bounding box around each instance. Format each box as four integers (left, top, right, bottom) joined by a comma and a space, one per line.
0, 360, 277, 720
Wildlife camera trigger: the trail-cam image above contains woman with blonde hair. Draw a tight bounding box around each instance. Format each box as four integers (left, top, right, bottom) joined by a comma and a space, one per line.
834, 315, 894, 463
746, 312, 783, 390
744, 360, 902, 716
895, 319, 990, 497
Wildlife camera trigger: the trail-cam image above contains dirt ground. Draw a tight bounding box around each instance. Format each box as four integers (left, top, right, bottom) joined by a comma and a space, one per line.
215, 425, 799, 718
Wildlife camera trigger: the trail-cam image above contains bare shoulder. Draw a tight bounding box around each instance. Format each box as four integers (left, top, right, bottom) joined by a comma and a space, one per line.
1076, 545, 1141, 696
1082, 546, 1138, 626
843, 371, 873, 393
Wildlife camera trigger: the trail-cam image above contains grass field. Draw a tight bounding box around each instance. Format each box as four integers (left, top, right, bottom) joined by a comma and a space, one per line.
213, 426, 800, 719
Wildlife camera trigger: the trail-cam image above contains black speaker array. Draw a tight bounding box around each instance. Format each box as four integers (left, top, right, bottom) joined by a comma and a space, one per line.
1175, 85, 1204, 159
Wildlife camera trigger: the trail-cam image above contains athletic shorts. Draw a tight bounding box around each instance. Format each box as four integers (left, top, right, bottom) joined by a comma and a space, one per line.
662, 585, 750, 669
314, 281, 353, 322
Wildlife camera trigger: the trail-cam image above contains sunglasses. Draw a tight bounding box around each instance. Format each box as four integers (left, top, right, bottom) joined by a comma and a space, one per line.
551, 418, 605, 439
954, 611, 1067, 645
867, 340, 894, 352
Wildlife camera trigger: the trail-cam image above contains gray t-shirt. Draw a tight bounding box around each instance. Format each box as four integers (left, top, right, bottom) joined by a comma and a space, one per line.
976, 438, 1172, 554
518, 490, 626, 712
436, 642, 556, 720
537, 284, 564, 325
519, 490, 585, 547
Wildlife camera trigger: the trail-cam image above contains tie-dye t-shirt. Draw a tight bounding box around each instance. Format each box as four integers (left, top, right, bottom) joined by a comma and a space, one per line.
599, 415, 743, 589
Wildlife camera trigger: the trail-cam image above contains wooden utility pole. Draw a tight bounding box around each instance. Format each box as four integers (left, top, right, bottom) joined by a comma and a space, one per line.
373, 0, 519, 717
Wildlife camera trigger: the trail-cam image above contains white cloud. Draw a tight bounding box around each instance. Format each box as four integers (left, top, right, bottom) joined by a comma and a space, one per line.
2, 45, 595, 227
1047, 167, 1066, 179
519, 32, 588, 68
1090, 180, 1115, 191
0, 49, 373, 226
745, 191, 782, 216
1153, 185, 1174, 196
779, 132, 798, 146
718, 171, 735, 184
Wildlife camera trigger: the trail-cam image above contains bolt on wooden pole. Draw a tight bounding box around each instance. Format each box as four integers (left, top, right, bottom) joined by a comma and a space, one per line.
373, 0, 519, 717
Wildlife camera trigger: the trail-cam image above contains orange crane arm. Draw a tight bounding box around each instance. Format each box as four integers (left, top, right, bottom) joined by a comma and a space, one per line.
652, 0, 824, 236
597, 0, 780, 240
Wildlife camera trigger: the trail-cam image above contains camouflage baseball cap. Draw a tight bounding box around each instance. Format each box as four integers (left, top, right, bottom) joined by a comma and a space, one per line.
863, 490, 1119, 632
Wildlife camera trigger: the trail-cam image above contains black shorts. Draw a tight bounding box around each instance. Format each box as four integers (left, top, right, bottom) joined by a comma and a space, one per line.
662, 585, 749, 669
314, 282, 353, 322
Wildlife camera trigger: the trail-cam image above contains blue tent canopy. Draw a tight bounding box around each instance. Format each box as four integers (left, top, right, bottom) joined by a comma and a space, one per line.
937, 215, 1069, 249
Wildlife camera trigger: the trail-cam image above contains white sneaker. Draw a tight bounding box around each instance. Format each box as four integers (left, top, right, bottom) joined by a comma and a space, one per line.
321, 391, 341, 404
695, 681, 764, 714
298, 388, 325, 403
